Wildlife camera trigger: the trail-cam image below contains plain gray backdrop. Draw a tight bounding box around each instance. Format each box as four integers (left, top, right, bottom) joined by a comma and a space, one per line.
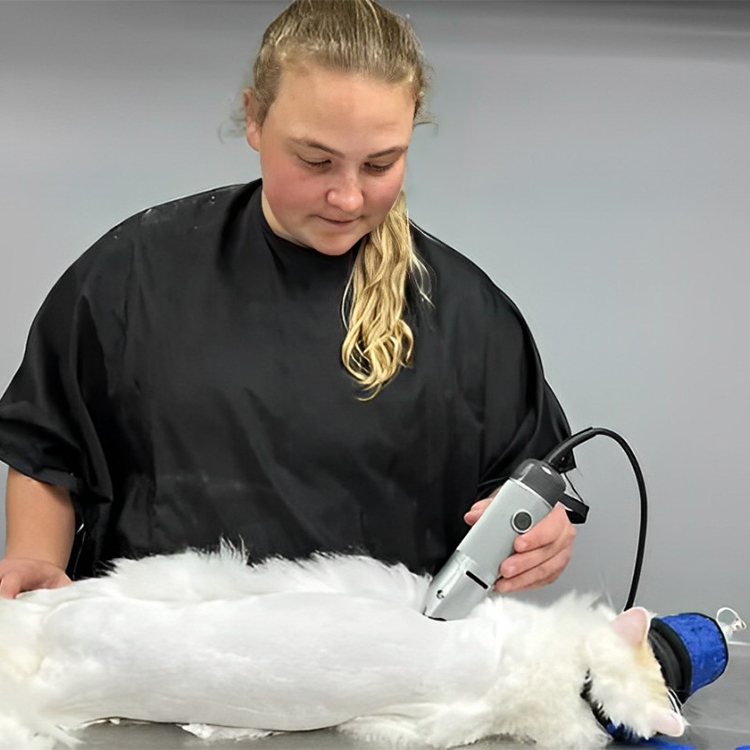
0, 1, 748, 618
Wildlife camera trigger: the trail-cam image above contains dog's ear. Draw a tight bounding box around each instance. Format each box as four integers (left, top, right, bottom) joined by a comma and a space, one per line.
611, 607, 650, 646
650, 707, 686, 737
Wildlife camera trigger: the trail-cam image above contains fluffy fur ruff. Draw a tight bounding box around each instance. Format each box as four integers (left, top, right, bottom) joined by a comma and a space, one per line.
0, 546, 685, 749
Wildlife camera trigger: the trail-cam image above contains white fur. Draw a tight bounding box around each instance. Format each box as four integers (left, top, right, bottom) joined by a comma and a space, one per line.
0, 548, 684, 749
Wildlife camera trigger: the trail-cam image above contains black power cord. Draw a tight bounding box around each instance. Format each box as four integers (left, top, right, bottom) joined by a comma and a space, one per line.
545, 427, 648, 611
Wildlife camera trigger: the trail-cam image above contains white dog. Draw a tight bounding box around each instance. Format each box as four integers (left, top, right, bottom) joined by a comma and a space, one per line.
0, 545, 685, 749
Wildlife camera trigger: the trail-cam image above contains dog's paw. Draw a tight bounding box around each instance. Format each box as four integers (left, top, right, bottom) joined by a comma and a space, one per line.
179, 723, 282, 740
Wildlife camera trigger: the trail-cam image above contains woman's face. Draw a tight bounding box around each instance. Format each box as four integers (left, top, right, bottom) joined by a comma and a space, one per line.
245, 64, 415, 256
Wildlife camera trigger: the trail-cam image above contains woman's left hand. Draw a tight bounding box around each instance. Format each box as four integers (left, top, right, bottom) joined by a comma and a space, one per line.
463, 499, 576, 593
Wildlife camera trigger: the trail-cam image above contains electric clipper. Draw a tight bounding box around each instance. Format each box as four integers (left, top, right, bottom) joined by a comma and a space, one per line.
423, 458, 571, 620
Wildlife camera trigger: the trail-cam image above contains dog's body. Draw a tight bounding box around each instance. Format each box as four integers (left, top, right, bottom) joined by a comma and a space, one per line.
0, 547, 684, 749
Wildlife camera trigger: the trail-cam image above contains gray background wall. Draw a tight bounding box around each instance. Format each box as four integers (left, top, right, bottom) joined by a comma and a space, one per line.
1, 1, 748, 618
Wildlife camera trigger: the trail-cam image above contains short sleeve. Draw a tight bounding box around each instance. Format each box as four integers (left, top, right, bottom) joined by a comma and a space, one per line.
0, 258, 115, 501
474, 290, 573, 499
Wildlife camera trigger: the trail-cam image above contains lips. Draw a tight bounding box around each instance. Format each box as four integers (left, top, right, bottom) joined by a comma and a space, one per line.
318, 216, 359, 225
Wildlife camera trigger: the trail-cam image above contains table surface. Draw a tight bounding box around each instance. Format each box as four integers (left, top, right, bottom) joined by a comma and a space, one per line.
59, 643, 750, 750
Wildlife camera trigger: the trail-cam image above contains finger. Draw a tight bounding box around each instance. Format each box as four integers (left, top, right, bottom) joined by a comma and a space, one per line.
0, 573, 21, 600
502, 521, 575, 580
463, 498, 491, 526
499, 539, 556, 580
513, 503, 568, 551
513, 503, 574, 553
49, 574, 73, 589
495, 547, 572, 594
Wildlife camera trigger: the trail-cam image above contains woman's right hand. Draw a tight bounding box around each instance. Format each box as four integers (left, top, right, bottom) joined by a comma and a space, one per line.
0, 557, 72, 599
2, 468, 76, 599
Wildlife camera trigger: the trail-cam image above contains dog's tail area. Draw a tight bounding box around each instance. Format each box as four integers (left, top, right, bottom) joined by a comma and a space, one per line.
0, 673, 77, 749
0, 598, 78, 749
0, 665, 79, 750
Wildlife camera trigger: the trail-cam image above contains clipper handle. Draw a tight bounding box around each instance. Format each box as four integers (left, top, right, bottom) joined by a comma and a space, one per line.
423, 459, 567, 620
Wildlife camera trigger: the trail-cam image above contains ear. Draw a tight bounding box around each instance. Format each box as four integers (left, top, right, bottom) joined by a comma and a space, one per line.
243, 88, 262, 152
650, 708, 686, 737
611, 607, 651, 646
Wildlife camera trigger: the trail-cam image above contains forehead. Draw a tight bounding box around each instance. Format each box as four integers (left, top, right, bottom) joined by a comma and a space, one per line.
266, 64, 415, 151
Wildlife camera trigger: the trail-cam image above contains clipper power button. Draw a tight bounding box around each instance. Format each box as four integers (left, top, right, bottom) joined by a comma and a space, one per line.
511, 510, 533, 534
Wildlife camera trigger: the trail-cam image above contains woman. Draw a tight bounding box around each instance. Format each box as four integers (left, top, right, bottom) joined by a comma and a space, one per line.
0, 0, 575, 599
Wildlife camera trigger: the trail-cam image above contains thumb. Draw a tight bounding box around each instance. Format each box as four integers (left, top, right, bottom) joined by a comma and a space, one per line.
0, 572, 21, 600
51, 573, 72, 589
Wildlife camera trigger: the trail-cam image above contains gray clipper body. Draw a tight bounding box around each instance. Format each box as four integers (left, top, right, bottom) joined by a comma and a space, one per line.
423, 459, 567, 620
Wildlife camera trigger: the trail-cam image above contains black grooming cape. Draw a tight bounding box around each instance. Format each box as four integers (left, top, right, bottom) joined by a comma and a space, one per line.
0, 180, 571, 577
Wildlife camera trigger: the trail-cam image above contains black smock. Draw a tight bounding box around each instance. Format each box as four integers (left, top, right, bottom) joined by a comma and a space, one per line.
0, 180, 572, 578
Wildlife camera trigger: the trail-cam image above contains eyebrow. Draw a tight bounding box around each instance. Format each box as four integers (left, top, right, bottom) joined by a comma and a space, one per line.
290, 138, 407, 159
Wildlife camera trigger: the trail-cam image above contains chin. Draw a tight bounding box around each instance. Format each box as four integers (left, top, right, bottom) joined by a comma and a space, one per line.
307, 229, 367, 256
313, 241, 359, 257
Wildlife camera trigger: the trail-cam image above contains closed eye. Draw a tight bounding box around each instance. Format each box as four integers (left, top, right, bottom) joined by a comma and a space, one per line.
365, 162, 395, 174
300, 158, 330, 169
298, 157, 396, 174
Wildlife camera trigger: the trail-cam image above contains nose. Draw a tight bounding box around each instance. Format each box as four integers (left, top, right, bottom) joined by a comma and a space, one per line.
326, 172, 364, 215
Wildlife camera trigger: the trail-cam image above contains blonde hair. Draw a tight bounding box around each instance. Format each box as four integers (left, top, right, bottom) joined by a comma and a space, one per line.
247, 0, 434, 399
